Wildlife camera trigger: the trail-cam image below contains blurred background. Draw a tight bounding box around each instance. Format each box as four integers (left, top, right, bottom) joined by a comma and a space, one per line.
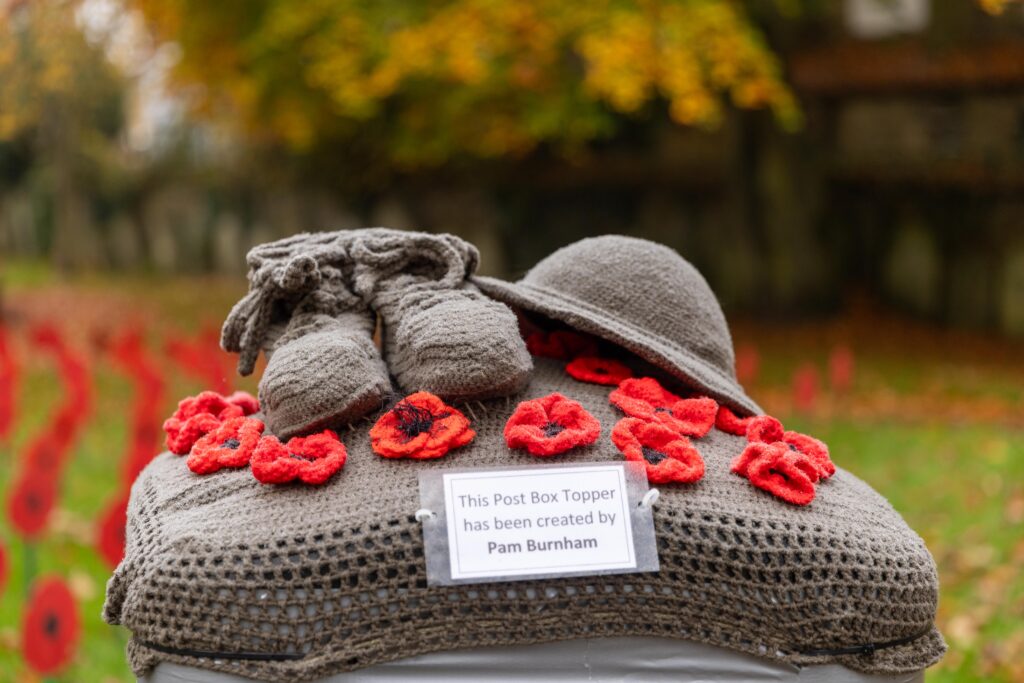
0, 0, 1022, 681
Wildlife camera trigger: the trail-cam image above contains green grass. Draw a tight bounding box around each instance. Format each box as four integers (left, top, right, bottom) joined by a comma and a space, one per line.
0, 266, 1021, 682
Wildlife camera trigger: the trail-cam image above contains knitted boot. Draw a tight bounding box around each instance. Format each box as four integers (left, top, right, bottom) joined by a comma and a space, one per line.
350, 229, 531, 400
221, 234, 390, 438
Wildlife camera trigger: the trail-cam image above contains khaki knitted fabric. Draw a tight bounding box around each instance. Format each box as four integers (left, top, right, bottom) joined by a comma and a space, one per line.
348, 228, 532, 400
223, 229, 532, 411
258, 310, 389, 439
104, 358, 944, 682
475, 235, 761, 416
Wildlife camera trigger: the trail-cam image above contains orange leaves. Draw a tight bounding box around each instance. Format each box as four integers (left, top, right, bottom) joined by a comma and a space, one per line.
131, 0, 800, 162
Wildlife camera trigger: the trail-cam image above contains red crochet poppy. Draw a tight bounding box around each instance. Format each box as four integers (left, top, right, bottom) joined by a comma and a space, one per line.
715, 406, 755, 437
565, 356, 633, 386
608, 377, 718, 437
611, 418, 704, 484
731, 441, 817, 506
7, 472, 56, 540
163, 391, 248, 455
525, 330, 597, 360
745, 415, 834, 479
371, 392, 475, 460
227, 391, 260, 415
187, 416, 265, 475
504, 393, 601, 456
251, 429, 348, 485
21, 576, 81, 675
96, 496, 128, 569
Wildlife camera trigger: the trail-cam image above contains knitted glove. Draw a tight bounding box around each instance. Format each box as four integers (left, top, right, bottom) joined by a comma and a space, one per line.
349, 228, 532, 400
222, 233, 390, 438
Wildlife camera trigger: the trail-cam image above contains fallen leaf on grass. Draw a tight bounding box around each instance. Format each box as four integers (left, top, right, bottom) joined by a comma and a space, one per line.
69, 569, 97, 601
945, 613, 981, 647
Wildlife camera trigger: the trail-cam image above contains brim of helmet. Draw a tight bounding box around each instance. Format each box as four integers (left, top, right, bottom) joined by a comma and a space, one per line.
473, 275, 762, 416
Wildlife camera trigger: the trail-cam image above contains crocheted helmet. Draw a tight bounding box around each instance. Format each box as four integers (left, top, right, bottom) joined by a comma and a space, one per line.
474, 236, 760, 416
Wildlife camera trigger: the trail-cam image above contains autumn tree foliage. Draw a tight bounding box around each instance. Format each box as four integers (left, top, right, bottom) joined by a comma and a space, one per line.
130, 0, 799, 165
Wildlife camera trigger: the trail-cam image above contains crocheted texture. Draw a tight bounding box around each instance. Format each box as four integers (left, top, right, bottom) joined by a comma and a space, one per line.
370, 392, 475, 460
503, 393, 601, 456
611, 417, 704, 484
525, 330, 597, 360
715, 406, 753, 436
609, 377, 717, 438
163, 392, 254, 455
107, 358, 944, 683
732, 442, 818, 506
746, 416, 835, 480
22, 577, 80, 675
474, 236, 762, 415
186, 417, 266, 475
565, 356, 633, 386
349, 229, 532, 401
251, 430, 347, 485
258, 310, 390, 440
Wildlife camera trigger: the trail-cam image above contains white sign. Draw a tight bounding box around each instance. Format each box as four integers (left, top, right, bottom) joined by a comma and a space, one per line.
419, 462, 659, 585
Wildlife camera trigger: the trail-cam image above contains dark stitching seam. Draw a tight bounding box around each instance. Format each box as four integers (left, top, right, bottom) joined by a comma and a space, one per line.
137, 640, 305, 662
796, 628, 933, 657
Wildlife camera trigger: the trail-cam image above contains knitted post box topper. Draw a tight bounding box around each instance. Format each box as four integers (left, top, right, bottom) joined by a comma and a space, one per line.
107, 236, 944, 682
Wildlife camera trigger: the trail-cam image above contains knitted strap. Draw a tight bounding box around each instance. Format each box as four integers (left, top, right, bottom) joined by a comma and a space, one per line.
221, 237, 357, 376
796, 628, 934, 657
349, 229, 479, 302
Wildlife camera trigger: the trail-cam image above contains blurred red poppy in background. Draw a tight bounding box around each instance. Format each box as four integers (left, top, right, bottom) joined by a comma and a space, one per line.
0, 325, 17, 443
22, 576, 81, 675
96, 496, 129, 569
0, 542, 8, 599
7, 471, 57, 540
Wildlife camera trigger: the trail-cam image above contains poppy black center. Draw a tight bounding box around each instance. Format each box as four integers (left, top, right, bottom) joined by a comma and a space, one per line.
654, 407, 670, 414
26, 492, 40, 512
392, 402, 437, 440
593, 366, 607, 374
543, 422, 565, 437
288, 453, 316, 461
221, 438, 241, 450
44, 613, 60, 637
641, 446, 667, 465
